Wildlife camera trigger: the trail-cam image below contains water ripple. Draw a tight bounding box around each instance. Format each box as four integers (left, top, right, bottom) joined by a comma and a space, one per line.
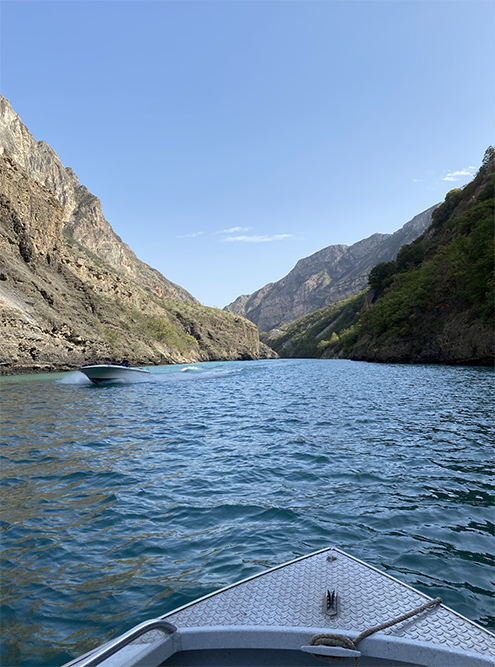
0, 359, 494, 665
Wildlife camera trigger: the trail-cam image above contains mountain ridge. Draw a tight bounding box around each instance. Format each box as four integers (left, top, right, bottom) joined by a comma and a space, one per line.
264, 148, 494, 366
0, 96, 195, 304
225, 204, 438, 332
0, 98, 265, 374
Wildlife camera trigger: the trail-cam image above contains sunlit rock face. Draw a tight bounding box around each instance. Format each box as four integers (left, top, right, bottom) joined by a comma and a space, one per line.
0, 95, 196, 303
0, 96, 262, 374
225, 206, 437, 332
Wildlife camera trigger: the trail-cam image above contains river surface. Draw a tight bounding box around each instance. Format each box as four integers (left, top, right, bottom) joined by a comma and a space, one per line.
0, 359, 494, 665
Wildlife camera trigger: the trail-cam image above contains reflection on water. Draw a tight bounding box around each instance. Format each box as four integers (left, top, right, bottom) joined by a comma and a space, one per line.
0, 359, 494, 665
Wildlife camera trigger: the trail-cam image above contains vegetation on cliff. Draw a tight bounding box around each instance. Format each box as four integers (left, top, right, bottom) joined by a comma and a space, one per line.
0, 152, 261, 374
261, 292, 366, 358
226, 205, 436, 332
264, 148, 494, 365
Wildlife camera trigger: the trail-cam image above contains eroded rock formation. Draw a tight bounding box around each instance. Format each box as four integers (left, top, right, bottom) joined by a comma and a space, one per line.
0, 98, 262, 374
226, 206, 437, 332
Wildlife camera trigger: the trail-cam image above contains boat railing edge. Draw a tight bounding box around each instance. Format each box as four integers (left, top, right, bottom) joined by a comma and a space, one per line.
62, 619, 176, 667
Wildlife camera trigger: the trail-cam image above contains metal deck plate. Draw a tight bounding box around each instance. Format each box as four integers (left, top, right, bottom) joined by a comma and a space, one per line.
162, 547, 495, 658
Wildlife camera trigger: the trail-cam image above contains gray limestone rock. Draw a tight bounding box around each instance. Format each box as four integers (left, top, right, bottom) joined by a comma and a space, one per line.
225, 206, 438, 332
0, 97, 263, 374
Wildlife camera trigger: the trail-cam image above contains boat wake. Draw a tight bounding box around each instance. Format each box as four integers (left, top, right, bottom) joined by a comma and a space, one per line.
58, 372, 91, 385
60, 360, 265, 386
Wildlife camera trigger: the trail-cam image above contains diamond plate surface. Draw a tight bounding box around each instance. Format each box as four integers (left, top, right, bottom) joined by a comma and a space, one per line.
163, 547, 495, 658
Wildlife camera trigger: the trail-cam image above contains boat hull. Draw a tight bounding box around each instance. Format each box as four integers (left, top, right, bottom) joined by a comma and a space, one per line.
79, 364, 150, 384
64, 546, 495, 667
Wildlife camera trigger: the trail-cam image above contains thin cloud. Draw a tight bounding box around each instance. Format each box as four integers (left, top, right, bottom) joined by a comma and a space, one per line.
220, 226, 253, 234
177, 231, 203, 238
443, 168, 476, 182
222, 234, 294, 243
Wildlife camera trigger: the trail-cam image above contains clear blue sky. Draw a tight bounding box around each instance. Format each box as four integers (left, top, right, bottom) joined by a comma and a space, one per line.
1, 1, 493, 307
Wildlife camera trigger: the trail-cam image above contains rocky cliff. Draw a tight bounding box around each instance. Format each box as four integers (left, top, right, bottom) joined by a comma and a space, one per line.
0, 96, 195, 303
347, 150, 495, 366
0, 98, 262, 374
225, 205, 437, 332
265, 148, 494, 366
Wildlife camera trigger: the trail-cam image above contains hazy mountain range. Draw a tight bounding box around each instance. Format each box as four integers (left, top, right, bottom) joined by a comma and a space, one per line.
225, 205, 438, 332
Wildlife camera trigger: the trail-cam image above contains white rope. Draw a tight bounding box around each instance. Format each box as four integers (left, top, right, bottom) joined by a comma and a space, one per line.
309, 596, 442, 664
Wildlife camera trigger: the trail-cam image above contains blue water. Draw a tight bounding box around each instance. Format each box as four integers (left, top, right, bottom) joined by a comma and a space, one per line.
0, 359, 494, 665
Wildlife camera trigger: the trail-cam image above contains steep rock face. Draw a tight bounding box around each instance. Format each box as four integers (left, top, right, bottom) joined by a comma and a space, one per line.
348, 308, 494, 365
0, 96, 195, 303
226, 205, 437, 332
345, 153, 495, 366
0, 105, 262, 374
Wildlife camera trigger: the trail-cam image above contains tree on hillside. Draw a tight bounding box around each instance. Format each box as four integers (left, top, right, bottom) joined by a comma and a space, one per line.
367, 261, 396, 297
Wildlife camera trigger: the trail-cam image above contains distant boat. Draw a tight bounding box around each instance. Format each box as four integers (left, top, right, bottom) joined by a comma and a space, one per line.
79, 364, 150, 385
63, 545, 495, 666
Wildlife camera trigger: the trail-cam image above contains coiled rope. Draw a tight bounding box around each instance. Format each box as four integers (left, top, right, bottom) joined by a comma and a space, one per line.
310, 596, 442, 664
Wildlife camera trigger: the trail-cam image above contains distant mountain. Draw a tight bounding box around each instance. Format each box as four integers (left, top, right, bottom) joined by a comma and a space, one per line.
0, 97, 263, 374
225, 205, 437, 332
265, 148, 494, 366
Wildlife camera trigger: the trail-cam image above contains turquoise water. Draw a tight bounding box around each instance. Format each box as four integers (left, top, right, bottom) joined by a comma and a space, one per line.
0, 358, 494, 665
